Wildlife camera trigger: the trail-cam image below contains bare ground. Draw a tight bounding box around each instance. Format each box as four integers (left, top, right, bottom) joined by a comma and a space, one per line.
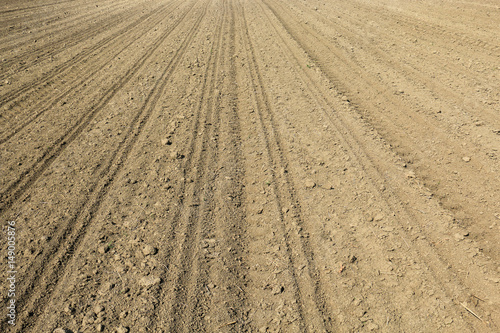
0, 0, 499, 332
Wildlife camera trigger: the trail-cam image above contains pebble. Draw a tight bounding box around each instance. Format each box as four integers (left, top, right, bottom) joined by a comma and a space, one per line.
139, 276, 161, 287
272, 285, 284, 295
142, 245, 158, 256
367, 323, 379, 331
117, 326, 130, 333
97, 324, 104, 332
99, 282, 115, 295
462, 156, 471, 162
372, 213, 384, 222
53, 329, 73, 333
305, 180, 316, 189
98, 245, 109, 254
93, 305, 104, 314
322, 182, 334, 190
63, 305, 74, 314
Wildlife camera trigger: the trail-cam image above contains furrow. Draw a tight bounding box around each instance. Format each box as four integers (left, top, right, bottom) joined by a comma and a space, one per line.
236, 1, 334, 331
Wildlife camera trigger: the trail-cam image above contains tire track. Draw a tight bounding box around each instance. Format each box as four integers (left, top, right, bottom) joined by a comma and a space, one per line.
0, 0, 183, 144
172, 2, 227, 329
0, 1, 208, 331
196, 2, 251, 330
141, 1, 235, 331
235, 0, 334, 331
168, 2, 250, 330
0, 0, 198, 217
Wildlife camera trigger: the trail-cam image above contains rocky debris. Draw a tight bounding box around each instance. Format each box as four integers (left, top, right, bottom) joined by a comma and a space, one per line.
53, 329, 73, 333
454, 231, 469, 241
201, 239, 217, 249
142, 245, 158, 256
272, 285, 284, 295
93, 304, 105, 314
170, 151, 184, 159
117, 326, 130, 333
139, 276, 161, 288
305, 179, 316, 189
98, 282, 115, 295
97, 245, 109, 254
322, 182, 335, 190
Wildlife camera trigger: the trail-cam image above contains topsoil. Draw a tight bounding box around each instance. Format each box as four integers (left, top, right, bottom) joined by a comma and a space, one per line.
0, 0, 499, 332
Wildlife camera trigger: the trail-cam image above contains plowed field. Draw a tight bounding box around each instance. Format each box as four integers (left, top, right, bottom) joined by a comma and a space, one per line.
1, 0, 499, 332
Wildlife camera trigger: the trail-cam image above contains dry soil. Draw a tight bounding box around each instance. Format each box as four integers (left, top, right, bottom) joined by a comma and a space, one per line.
0, 0, 499, 332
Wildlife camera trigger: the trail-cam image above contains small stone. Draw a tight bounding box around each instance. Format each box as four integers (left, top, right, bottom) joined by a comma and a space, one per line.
444, 317, 453, 325
454, 233, 465, 241
139, 276, 161, 287
305, 180, 316, 189
53, 329, 73, 333
63, 305, 74, 314
462, 156, 471, 162
117, 326, 130, 333
373, 213, 384, 222
322, 182, 334, 190
99, 282, 115, 295
98, 245, 109, 254
367, 322, 379, 331
272, 285, 284, 295
97, 324, 104, 332
94, 305, 104, 314
142, 245, 158, 256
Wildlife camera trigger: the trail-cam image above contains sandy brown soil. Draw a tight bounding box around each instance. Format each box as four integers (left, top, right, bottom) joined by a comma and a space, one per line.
1, 0, 499, 332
